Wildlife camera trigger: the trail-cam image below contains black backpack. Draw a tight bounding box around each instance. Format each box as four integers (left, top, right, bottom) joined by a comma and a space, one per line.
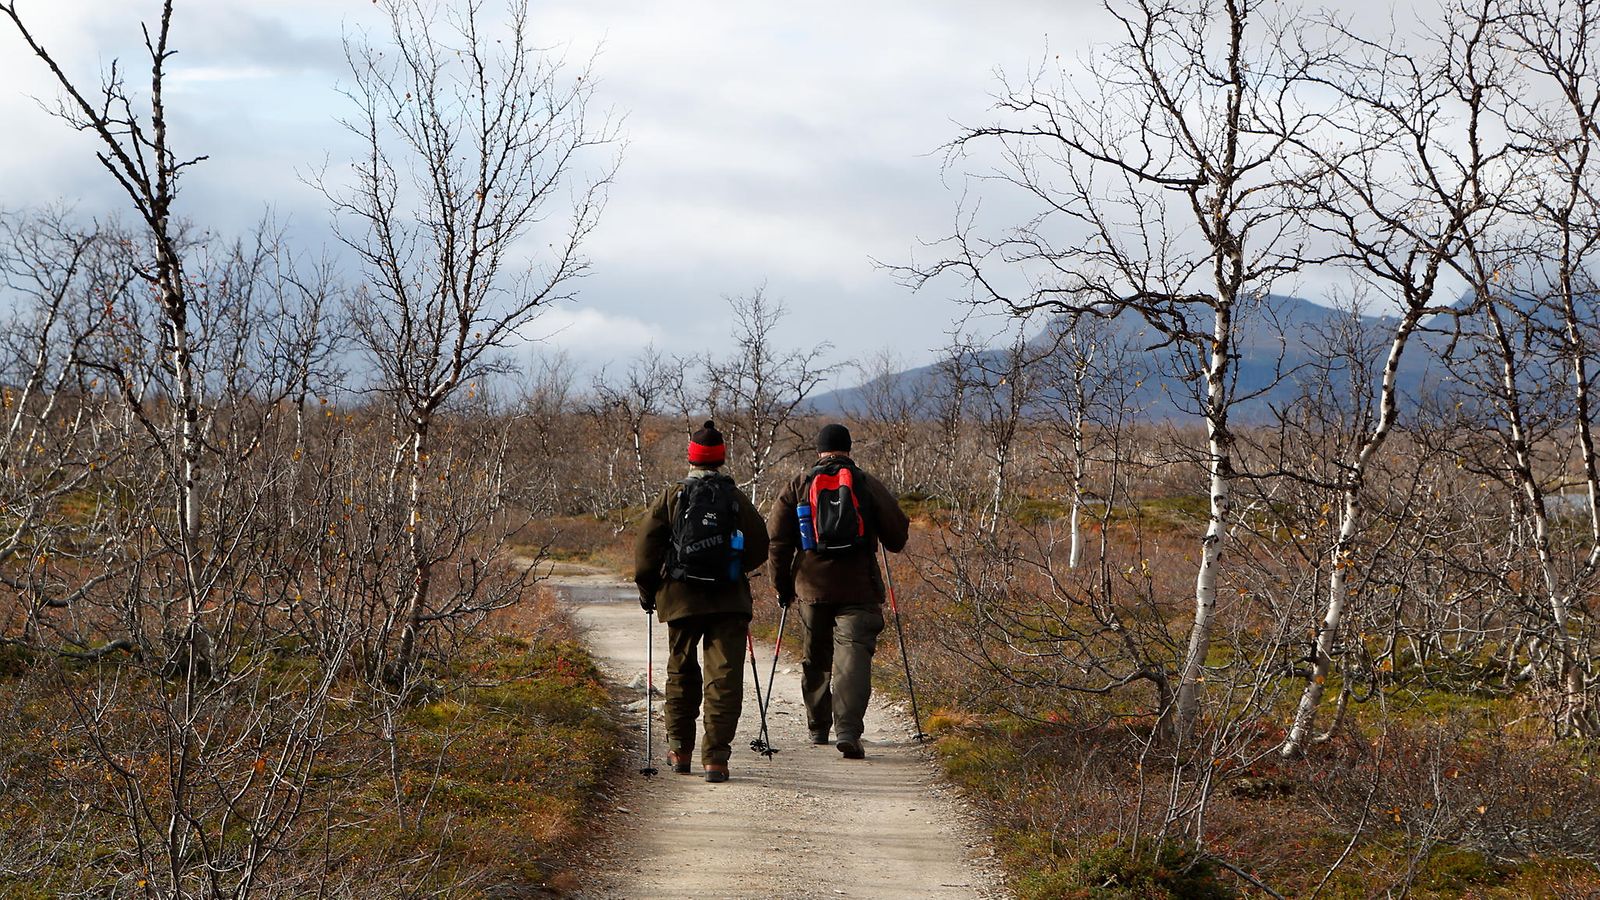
668, 474, 742, 582
805, 460, 870, 556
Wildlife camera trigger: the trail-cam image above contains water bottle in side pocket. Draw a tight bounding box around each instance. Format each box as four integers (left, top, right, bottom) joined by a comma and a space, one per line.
796, 503, 816, 552
728, 530, 744, 581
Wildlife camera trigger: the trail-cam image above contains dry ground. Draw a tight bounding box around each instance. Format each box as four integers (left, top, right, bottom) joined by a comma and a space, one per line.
549, 573, 1007, 900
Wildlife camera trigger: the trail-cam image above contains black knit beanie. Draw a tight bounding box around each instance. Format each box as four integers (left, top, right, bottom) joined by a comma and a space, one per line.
816, 423, 852, 453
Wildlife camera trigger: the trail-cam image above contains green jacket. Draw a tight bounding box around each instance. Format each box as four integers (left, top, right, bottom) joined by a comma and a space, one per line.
633, 469, 770, 623
766, 455, 910, 606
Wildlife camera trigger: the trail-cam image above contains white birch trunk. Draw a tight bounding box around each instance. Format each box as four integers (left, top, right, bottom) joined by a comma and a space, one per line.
990, 444, 1008, 535
1173, 309, 1233, 738
393, 421, 431, 680
1068, 491, 1083, 570
631, 422, 648, 506
169, 294, 203, 639
1512, 449, 1581, 734
1559, 270, 1599, 732
1068, 405, 1086, 570
1282, 494, 1360, 755
1281, 310, 1419, 757
1486, 303, 1585, 734
1525, 487, 1583, 734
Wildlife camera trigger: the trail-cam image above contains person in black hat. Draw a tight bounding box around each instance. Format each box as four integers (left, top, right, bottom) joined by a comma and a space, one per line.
634, 422, 768, 782
765, 423, 910, 759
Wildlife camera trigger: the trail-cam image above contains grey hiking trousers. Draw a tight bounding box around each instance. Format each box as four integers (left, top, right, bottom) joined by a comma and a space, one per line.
797, 602, 885, 742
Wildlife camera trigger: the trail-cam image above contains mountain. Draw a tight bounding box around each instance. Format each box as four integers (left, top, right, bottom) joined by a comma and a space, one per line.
808, 294, 1457, 421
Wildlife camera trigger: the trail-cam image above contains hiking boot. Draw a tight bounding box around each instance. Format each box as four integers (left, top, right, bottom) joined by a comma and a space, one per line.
810, 730, 830, 745
836, 737, 865, 760
704, 763, 729, 783
667, 750, 692, 775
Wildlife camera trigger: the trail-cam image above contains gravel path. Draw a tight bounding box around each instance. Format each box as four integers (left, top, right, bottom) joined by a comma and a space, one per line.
551, 574, 1007, 900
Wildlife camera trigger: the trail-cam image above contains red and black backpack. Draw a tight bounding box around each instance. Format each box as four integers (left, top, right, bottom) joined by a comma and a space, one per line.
805, 460, 869, 555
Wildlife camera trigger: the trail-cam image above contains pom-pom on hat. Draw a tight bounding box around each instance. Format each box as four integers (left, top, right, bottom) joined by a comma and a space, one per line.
688, 420, 726, 466
816, 423, 852, 453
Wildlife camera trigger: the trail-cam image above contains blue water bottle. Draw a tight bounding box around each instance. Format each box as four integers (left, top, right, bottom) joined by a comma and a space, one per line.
728, 530, 744, 580
796, 504, 816, 551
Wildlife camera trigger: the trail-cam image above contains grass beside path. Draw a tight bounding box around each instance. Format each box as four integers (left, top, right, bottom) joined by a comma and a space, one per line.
0, 588, 623, 897
917, 710, 1600, 900
349, 631, 621, 894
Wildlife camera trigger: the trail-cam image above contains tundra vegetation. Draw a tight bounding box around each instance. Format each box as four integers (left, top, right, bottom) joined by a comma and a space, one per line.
0, 0, 621, 895
2, 0, 1600, 898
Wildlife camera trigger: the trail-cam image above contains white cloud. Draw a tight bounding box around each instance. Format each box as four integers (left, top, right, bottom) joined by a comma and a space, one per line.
168, 64, 279, 85
5, 0, 1420, 381
522, 305, 664, 360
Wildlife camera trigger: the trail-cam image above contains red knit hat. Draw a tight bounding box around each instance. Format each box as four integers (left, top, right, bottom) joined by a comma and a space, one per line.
688, 420, 726, 465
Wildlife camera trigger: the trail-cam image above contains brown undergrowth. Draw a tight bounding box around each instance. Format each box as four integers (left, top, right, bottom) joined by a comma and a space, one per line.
867, 519, 1600, 899
0, 585, 620, 897
515, 493, 1600, 897
517, 514, 636, 576
925, 712, 1599, 899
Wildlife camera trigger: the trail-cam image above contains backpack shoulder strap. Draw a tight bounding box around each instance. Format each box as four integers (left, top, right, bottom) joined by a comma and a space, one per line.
803, 462, 834, 506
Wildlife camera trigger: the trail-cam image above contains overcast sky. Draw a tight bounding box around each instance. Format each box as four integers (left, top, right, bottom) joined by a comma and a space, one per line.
0, 1, 1429, 389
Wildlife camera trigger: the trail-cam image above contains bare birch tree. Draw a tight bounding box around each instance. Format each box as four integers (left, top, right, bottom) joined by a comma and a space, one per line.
2, 0, 216, 671
706, 288, 835, 503
0, 210, 126, 635
1277, 2, 1511, 756
1492, 0, 1600, 736
843, 350, 931, 494
953, 328, 1046, 535
589, 346, 676, 509
325, 0, 617, 683
904, 0, 1324, 739
1035, 312, 1146, 569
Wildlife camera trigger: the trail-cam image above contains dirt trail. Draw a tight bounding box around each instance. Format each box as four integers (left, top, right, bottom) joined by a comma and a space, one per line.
551, 573, 1006, 900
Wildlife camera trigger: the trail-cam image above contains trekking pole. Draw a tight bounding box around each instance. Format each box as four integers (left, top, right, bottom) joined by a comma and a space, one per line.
762, 604, 789, 725
880, 545, 927, 743
640, 612, 659, 776
746, 629, 778, 757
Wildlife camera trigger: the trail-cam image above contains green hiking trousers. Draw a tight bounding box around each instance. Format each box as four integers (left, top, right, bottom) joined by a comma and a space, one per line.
665, 611, 749, 766
798, 602, 885, 742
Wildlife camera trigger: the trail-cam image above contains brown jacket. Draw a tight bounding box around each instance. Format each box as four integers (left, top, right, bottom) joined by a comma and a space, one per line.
766, 456, 910, 606
634, 469, 770, 623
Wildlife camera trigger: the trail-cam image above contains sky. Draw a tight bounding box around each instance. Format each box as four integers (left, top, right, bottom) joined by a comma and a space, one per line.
0, 1, 1441, 390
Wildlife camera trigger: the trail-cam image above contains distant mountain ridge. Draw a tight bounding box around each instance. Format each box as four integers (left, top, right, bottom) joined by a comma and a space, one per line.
808, 294, 1457, 420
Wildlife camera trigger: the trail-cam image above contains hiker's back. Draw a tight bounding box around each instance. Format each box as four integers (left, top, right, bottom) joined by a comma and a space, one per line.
630, 421, 771, 782
762, 423, 913, 759
772, 460, 909, 606
639, 473, 767, 622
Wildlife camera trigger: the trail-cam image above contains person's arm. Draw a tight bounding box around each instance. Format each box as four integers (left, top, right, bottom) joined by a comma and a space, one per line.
765, 479, 799, 604
738, 489, 769, 575
863, 471, 910, 553
633, 488, 671, 609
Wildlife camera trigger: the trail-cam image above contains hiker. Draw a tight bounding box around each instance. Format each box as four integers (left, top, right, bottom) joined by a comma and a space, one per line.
767, 423, 910, 759
634, 421, 769, 783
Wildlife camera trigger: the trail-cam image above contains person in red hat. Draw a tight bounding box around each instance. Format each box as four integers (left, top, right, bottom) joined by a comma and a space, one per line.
633, 421, 768, 782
